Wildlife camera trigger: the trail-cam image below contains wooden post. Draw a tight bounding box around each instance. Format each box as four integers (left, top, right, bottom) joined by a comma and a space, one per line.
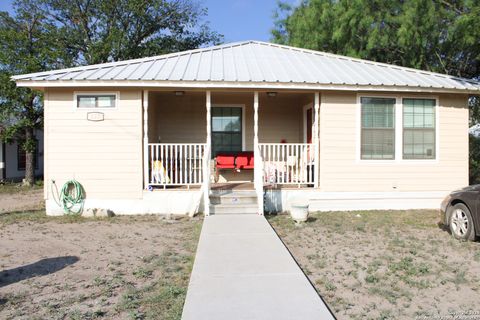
314, 92, 320, 188
254, 91, 264, 214
204, 91, 211, 216
143, 90, 149, 189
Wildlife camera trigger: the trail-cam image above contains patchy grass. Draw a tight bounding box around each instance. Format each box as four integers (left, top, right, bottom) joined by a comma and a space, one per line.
116, 251, 196, 320
0, 210, 85, 226
0, 210, 194, 227
0, 213, 202, 319
267, 210, 480, 319
0, 181, 43, 194
0, 181, 44, 214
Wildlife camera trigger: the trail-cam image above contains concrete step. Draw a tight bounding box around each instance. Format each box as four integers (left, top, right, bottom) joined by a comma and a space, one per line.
210, 190, 257, 197
209, 203, 258, 214
210, 193, 258, 205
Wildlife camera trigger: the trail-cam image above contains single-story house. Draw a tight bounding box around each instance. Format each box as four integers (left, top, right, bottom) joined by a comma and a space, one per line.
0, 129, 44, 182
12, 41, 480, 215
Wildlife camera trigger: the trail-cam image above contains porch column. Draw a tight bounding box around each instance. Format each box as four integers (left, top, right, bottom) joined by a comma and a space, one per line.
204, 91, 211, 216
143, 90, 149, 189
254, 91, 264, 214
314, 92, 320, 188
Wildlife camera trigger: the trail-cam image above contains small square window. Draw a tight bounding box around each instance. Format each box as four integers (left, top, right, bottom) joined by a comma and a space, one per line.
77, 94, 116, 108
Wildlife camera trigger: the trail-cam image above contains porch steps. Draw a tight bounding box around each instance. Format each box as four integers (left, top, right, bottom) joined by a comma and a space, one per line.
209, 190, 258, 214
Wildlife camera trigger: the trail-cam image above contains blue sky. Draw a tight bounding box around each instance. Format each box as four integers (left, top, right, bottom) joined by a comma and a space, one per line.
0, 0, 296, 42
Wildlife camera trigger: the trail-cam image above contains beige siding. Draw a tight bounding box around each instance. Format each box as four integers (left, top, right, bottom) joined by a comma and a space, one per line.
149, 91, 207, 144
43, 87, 467, 198
45, 88, 143, 199
258, 94, 307, 144
319, 91, 469, 192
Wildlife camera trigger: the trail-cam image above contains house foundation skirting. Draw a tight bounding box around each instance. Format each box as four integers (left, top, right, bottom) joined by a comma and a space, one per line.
46, 189, 448, 216
264, 190, 448, 213
45, 190, 204, 216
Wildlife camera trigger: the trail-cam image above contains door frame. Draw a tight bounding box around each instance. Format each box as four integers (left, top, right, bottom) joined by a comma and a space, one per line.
211, 104, 246, 152
303, 103, 313, 143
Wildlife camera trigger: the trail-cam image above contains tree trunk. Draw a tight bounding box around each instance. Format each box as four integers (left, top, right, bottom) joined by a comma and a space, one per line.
23, 127, 35, 186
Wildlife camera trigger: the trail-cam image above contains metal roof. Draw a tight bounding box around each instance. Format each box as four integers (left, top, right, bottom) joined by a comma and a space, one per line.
12, 40, 480, 92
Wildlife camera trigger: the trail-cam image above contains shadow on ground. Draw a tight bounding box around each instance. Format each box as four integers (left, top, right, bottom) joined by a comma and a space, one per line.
0, 256, 79, 287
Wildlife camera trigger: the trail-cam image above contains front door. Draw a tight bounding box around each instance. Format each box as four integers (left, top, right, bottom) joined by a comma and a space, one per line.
211, 106, 243, 157
306, 107, 313, 143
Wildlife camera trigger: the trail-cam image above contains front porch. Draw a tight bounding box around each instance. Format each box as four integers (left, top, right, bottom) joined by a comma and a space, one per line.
143, 90, 320, 214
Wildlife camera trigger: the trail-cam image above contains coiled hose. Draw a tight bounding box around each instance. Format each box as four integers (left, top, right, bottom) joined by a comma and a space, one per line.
51, 179, 85, 214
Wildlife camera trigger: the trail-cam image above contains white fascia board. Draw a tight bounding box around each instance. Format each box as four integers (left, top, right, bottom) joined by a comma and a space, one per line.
14, 80, 479, 94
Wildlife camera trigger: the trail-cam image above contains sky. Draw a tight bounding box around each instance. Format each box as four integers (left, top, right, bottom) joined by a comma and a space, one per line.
0, 0, 297, 43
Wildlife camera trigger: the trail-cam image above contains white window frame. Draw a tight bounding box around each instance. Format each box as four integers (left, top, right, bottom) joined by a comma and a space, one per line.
73, 91, 119, 111
211, 104, 246, 152
356, 94, 439, 164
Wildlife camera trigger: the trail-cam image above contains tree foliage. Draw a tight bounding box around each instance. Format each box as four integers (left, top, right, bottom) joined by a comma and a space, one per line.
272, 0, 480, 79
37, 0, 222, 64
0, 0, 75, 184
0, 0, 221, 184
470, 134, 480, 184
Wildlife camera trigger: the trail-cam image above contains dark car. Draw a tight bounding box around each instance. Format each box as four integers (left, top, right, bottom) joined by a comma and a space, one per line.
441, 185, 480, 241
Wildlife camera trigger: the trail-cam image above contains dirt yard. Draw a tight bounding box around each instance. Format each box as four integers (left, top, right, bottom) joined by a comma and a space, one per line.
267, 210, 480, 320
0, 183, 44, 213
0, 211, 202, 320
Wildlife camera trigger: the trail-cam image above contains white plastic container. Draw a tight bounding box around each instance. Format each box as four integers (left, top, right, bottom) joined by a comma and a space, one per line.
290, 202, 309, 223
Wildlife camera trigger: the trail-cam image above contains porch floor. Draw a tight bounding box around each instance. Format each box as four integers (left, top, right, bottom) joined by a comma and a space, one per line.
150, 182, 314, 191
181, 214, 334, 320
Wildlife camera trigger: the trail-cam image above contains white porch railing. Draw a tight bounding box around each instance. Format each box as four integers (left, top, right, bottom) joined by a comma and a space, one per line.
259, 143, 314, 185
148, 143, 207, 186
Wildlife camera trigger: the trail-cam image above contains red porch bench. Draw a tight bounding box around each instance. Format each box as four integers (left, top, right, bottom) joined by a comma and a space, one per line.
215, 152, 254, 181
216, 152, 254, 170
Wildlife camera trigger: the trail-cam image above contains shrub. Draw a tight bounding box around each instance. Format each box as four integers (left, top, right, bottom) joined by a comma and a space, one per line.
469, 134, 480, 184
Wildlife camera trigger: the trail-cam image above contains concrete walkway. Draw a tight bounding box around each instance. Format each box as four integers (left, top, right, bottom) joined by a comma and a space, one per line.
182, 214, 335, 320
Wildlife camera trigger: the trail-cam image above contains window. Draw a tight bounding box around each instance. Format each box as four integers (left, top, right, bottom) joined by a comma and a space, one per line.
77, 94, 116, 108
17, 140, 38, 171
211, 107, 242, 157
361, 97, 396, 160
403, 98, 436, 159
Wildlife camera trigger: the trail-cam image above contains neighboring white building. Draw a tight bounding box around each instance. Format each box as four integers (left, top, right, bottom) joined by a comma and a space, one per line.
0, 130, 44, 181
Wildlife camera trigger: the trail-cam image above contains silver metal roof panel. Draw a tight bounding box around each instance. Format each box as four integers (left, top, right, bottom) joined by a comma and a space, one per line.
11, 40, 480, 92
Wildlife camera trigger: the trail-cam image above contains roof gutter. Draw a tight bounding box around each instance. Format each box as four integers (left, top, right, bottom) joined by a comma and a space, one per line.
14, 80, 480, 95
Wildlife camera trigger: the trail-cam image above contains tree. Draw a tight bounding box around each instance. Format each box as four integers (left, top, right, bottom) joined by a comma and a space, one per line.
272, 0, 480, 78
0, 0, 222, 185
0, 0, 75, 185
38, 0, 222, 65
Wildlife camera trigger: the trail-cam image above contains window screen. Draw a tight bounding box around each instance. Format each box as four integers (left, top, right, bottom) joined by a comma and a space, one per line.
77, 95, 116, 108
403, 98, 436, 159
361, 97, 395, 160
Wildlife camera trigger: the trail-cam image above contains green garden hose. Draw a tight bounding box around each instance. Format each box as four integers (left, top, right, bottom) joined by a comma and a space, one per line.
51, 179, 85, 214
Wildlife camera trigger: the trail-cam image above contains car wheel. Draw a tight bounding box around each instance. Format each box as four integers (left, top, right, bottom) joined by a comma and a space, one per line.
449, 203, 476, 241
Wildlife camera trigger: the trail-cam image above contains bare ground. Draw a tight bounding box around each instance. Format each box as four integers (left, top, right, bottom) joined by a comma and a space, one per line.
0, 212, 202, 320
267, 210, 480, 320
0, 184, 44, 213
